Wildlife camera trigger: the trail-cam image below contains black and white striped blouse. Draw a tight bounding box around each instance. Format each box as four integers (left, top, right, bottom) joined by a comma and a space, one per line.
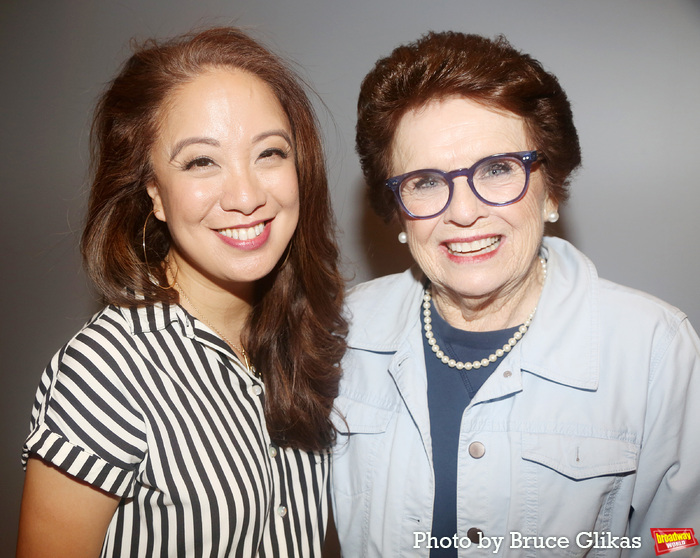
22, 302, 331, 557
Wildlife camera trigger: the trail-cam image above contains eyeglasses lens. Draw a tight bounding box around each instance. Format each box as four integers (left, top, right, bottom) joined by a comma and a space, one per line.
399, 172, 450, 218
473, 157, 527, 204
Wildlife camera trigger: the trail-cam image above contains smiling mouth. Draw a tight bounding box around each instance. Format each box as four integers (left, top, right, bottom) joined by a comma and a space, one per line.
217, 222, 266, 241
447, 236, 501, 255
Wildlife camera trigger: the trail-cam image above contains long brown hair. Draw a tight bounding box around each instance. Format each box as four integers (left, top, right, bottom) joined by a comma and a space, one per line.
81, 27, 347, 451
356, 31, 582, 222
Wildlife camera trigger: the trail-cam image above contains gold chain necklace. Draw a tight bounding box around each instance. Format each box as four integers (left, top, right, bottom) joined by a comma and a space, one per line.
174, 281, 256, 377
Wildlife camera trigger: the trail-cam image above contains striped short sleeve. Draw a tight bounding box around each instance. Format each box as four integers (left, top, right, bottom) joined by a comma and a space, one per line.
23, 308, 148, 498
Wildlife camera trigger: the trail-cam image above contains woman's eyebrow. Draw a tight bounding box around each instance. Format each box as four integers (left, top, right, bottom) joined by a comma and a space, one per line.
169, 137, 220, 162
252, 129, 292, 145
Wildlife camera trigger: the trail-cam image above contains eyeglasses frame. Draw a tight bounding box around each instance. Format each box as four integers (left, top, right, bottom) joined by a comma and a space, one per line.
385, 150, 540, 220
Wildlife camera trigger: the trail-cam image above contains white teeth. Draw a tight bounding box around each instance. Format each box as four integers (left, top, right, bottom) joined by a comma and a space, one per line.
218, 223, 265, 240
447, 236, 500, 254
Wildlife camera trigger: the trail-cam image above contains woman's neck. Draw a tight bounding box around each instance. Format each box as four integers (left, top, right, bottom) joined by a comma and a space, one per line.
165, 255, 253, 348
431, 256, 545, 333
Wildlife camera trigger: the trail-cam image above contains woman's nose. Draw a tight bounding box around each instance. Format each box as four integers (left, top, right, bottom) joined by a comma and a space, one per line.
443, 177, 488, 226
219, 169, 266, 215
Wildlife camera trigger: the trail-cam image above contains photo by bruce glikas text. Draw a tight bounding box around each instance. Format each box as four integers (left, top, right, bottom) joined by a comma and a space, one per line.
413, 531, 643, 552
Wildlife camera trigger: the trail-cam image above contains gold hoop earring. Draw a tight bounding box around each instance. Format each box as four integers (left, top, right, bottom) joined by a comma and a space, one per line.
142, 209, 155, 267
278, 243, 293, 270
143, 209, 176, 290
163, 258, 178, 291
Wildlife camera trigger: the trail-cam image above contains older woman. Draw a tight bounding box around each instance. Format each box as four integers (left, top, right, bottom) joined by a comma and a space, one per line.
18, 27, 346, 557
332, 31, 700, 557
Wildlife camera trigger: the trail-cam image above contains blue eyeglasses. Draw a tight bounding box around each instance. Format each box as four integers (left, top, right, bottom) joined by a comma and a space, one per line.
385, 150, 540, 219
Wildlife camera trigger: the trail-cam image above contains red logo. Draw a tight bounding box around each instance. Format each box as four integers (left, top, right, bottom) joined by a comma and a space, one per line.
650, 529, 698, 555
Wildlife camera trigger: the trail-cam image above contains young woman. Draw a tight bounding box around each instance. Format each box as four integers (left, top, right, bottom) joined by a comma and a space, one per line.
18, 27, 346, 557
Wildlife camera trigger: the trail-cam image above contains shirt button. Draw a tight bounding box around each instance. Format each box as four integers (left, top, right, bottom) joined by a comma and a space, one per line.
469, 441, 486, 459
503, 370, 512, 378
250, 385, 263, 396
268, 444, 278, 458
467, 527, 484, 544
277, 505, 287, 517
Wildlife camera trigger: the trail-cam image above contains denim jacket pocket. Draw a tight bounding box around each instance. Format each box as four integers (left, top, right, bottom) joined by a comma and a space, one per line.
519, 432, 639, 548
333, 395, 393, 436
522, 432, 638, 480
332, 395, 394, 497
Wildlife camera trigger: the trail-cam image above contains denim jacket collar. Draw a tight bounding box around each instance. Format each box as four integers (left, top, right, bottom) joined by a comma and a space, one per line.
345, 237, 600, 392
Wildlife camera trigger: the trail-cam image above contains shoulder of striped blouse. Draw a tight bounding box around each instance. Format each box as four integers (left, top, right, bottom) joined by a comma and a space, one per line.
23, 306, 150, 493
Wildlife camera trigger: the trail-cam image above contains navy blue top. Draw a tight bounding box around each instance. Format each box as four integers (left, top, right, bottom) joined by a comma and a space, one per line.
422, 299, 519, 557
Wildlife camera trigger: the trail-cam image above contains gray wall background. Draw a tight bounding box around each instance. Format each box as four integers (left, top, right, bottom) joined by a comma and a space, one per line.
2, 0, 699, 553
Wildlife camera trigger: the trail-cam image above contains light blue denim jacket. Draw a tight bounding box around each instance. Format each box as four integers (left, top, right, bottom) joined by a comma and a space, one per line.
332, 237, 700, 557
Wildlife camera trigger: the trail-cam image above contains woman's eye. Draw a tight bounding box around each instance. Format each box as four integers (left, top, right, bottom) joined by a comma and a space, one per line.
409, 174, 444, 190
184, 156, 215, 170
259, 147, 289, 160
416, 177, 438, 189
482, 162, 512, 177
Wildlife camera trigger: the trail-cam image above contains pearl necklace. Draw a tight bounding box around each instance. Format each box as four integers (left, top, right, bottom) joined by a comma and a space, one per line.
175, 281, 257, 378
423, 257, 547, 371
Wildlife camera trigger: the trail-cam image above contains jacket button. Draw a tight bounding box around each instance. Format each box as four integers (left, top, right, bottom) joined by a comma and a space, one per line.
503, 370, 512, 378
268, 444, 278, 458
467, 527, 484, 544
277, 505, 287, 517
469, 441, 485, 459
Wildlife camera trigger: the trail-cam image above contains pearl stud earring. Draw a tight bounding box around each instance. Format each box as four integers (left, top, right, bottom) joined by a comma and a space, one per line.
547, 210, 559, 223
398, 231, 408, 244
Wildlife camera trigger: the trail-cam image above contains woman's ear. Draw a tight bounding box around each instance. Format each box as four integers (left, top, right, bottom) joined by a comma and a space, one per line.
146, 182, 166, 222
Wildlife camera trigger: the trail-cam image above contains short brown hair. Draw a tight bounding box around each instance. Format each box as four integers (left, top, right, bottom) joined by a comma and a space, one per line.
356, 31, 582, 222
81, 27, 346, 451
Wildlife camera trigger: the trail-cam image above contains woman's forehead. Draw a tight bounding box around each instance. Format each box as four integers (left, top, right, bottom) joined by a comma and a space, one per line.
391, 97, 528, 172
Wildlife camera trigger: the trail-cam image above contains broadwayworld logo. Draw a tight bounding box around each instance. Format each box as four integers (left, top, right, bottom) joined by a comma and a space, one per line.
650, 528, 698, 555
